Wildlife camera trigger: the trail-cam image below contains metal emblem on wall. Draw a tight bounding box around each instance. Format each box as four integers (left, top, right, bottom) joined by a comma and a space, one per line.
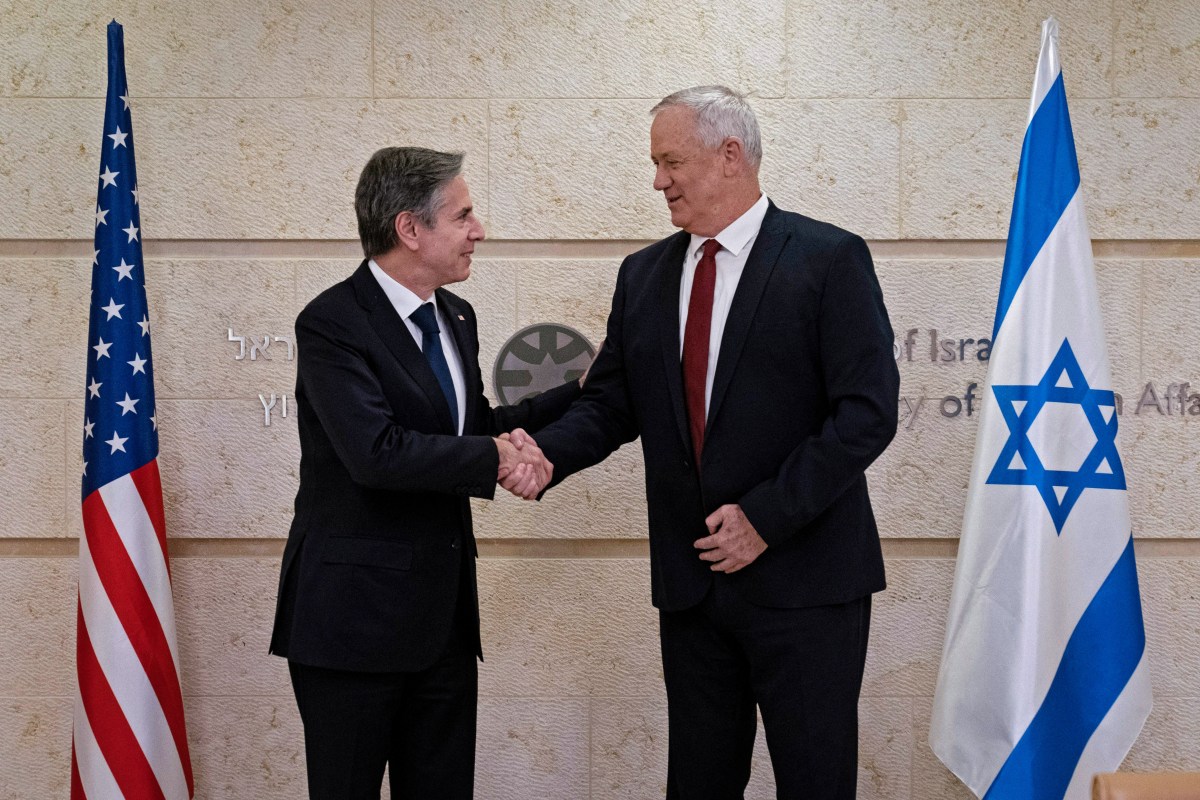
493, 324, 595, 404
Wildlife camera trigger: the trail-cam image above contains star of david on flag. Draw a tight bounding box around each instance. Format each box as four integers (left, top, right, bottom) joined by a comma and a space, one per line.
987, 338, 1125, 533
71, 21, 195, 800
930, 18, 1150, 800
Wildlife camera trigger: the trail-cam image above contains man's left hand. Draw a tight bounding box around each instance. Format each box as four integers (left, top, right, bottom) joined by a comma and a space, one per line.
695, 504, 767, 573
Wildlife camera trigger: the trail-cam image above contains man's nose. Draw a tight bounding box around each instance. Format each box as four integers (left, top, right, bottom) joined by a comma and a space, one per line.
653, 165, 670, 191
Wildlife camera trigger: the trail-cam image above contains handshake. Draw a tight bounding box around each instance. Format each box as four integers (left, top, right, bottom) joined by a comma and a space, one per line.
494, 429, 550, 500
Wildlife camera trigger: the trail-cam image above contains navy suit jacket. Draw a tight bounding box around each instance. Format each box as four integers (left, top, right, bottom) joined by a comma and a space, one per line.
536, 204, 900, 611
270, 260, 579, 672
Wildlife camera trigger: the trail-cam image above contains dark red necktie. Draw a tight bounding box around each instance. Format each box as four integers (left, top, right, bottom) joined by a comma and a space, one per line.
682, 239, 721, 466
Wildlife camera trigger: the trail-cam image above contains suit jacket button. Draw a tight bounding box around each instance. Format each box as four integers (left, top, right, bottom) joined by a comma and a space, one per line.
450, 539, 460, 549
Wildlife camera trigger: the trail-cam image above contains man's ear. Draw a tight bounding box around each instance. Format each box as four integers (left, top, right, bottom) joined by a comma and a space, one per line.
721, 136, 746, 177
394, 211, 420, 252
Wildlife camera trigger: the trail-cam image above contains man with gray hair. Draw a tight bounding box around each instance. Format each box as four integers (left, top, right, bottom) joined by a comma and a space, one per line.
508, 86, 900, 797
270, 146, 575, 798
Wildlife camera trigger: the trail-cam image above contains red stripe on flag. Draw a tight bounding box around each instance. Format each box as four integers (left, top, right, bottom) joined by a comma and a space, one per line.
70, 729, 85, 800
82, 490, 194, 793
76, 601, 166, 800
130, 460, 169, 571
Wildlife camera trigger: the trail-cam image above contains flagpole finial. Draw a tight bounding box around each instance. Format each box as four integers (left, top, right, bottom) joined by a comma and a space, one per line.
1042, 16, 1060, 45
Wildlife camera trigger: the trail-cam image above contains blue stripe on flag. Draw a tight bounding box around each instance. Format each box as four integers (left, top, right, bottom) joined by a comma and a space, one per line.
982, 536, 1146, 800
992, 73, 1081, 341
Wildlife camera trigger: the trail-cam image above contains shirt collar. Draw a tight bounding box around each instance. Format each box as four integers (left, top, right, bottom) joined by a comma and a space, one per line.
368, 258, 430, 321
688, 193, 769, 259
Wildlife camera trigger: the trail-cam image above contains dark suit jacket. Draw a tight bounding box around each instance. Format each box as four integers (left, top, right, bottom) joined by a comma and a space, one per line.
536, 204, 900, 611
270, 260, 579, 673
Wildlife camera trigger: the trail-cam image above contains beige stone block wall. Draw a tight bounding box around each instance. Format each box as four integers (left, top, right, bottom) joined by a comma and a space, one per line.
787, 0, 1114, 99
374, 1, 787, 99
1114, 0, 1200, 97
0, 259, 90, 399
0, 697, 74, 799
0, 401, 68, 539
2, 2, 372, 98
3, 0, 1199, 797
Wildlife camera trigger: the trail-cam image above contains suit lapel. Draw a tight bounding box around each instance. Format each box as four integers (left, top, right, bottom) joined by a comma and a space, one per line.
436, 289, 480, 434
352, 262, 457, 433
655, 232, 694, 457
706, 205, 790, 438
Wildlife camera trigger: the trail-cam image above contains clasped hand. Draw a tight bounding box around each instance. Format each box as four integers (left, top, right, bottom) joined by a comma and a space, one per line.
694, 504, 768, 572
495, 428, 551, 500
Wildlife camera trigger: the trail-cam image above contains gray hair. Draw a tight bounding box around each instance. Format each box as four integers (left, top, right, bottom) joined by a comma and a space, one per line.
650, 85, 762, 168
354, 147, 464, 258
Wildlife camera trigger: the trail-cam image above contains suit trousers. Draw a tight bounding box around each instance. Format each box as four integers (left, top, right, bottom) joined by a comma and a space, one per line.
659, 580, 871, 800
289, 553, 478, 800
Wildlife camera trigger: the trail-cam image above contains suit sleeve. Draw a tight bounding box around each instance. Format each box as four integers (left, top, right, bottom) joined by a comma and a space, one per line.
485, 380, 581, 435
296, 303, 500, 498
738, 234, 900, 547
531, 258, 641, 487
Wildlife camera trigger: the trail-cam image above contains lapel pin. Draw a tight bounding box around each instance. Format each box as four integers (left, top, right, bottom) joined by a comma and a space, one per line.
457, 314, 465, 321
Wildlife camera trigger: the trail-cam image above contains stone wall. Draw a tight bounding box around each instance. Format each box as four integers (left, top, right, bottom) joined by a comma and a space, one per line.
2, 1, 1198, 797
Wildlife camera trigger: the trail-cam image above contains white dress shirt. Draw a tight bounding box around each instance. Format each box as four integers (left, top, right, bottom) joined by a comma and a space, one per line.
368, 259, 467, 435
678, 193, 770, 414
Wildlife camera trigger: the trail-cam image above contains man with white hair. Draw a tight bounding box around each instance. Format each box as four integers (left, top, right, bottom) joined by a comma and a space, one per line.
510, 86, 899, 798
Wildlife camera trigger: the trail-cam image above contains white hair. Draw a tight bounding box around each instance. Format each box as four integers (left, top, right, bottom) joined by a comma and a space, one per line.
650, 85, 763, 168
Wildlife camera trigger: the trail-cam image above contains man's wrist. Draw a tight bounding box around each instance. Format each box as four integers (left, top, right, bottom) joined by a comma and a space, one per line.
494, 437, 516, 477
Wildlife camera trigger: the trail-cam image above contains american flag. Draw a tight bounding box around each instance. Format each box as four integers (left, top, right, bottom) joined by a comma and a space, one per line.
71, 21, 194, 800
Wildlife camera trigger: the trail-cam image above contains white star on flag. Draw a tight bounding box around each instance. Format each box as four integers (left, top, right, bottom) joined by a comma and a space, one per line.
128, 353, 147, 375
138, 315, 151, 336
123, 222, 139, 243
105, 431, 128, 453
131, 185, 140, 205
108, 126, 128, 148
113, 258, 135, 281
87, 378, 102, 398
84, 418, 95, 438
101, 298, 124, 320
119, 93, 129, 110
99, 166, 119, 188
92, 249, 100, 266
150, 412, 157, 431
95, 204, 109, 227
116, 393, 139, 415
93, 337, 112, 359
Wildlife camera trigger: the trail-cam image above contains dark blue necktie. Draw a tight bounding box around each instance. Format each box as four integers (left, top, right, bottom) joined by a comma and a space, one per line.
410, 303, 459, 433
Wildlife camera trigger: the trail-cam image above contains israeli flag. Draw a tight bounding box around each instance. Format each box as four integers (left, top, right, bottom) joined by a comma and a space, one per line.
929, 17, 1152, 800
